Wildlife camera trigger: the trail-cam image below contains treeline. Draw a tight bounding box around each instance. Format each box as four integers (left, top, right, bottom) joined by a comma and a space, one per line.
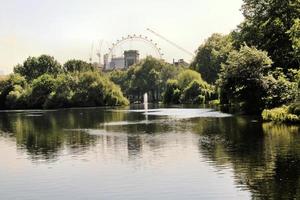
0, 55, 128, 109
109, 57, 216, 104
190, 0, 300, 121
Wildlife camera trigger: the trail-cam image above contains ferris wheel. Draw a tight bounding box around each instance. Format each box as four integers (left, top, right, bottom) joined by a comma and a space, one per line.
107, 34, 164, 60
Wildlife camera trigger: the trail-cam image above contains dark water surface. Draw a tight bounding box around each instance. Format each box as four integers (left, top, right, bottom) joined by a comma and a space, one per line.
0, 105, 299, 200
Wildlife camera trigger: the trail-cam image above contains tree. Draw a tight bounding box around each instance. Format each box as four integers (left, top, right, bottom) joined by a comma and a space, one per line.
190, 33, 234, 83
288, 19, 300, 66
28, 74, 56, 108
44, 74, 76, 108
234, 0, 300, 70
0, 74, 27, 109
177, 69, 204, 89
14, 55, 62, 81
72, 72, 128, 107
163, 69, 215, 104
180, 80, 209, 104
218, 45, 273, 113
163, 80, 181, 104
63, 59, 96, 73
109, 57, 183, 102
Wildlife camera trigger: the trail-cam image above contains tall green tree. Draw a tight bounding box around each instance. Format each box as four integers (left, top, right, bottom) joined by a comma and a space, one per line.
288, 19, 300, 66
234, 0, 300, 70
218, 45, 272, 113
190, 33, 234, 84
218, 45, 297, 114
63, 59, 96, 73
14, 55, 62, 81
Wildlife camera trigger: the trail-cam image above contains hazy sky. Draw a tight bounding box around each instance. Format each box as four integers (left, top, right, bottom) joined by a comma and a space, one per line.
0, 0, 244, 74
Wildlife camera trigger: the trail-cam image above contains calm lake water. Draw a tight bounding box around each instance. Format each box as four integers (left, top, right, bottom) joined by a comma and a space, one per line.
0, 105, 299, 200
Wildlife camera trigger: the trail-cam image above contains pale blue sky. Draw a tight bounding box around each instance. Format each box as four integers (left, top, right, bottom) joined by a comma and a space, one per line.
0, 0, 244, 74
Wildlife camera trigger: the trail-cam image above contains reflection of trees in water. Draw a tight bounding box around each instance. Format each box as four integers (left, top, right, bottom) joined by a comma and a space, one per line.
196, 117, 300, 199
0, 108, 193, 162
0, 110, 103, 161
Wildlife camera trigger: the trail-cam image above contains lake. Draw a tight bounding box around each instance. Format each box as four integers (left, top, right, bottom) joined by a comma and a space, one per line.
0, 105, 299, 200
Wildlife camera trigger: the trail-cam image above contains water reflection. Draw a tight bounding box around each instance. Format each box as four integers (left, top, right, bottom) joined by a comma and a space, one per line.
197, 117, 300, 199
0, 107, 299, 199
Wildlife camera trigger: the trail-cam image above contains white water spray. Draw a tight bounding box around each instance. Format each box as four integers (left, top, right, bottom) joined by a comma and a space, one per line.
143, 93, 148, 110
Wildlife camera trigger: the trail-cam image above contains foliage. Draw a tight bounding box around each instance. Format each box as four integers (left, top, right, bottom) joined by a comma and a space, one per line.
263, 69, 298, 108
218, 45, 273, 113
177, 69, 203, 89
262, 106, 300, 123
14, 55, 62, 81
108, 57, 215, 105
233, 0, 300, 70
109, 57, 184, 102
288, 19, 300, 65
289, 102, 300, 115
190, 33, 234, 83
72, 72, 128, 107
28, 74, 57, 108
63, 59, 96, 73
163, 79, 181, 104
180, 80, 208, 104
219, 46, 298, 114
44, 74, 76, 108
1, 55, 129, 109
0, 74, 28, 109
163, 70, 215, 104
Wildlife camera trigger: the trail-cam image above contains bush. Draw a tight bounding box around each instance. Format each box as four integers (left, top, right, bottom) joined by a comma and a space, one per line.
262, 106, 300, 123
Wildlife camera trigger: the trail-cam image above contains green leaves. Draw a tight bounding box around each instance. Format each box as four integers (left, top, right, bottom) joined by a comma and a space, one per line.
236, 0, 300, 70
218, 45, 298, 114
14, 55, 62, 81
1, 56, 129, 109
63, 59, 96, 73
190, 33, 234, 84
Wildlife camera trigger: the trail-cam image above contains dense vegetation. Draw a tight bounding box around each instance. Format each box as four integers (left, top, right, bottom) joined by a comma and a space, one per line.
262, 104, 300, 123
109, 57, 215, 104
190, 0, 300, 121
0, 55, 128, 109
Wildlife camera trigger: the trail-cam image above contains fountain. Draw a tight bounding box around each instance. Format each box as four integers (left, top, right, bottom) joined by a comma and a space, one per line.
143, 92, 148, 110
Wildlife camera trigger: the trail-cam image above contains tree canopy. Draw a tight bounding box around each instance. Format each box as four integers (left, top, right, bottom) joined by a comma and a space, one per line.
233, 0, 300, 70
1, 55, 129, 109
218, 45, 298, 114
14, 55, 62, 81
190, 33, 234, 84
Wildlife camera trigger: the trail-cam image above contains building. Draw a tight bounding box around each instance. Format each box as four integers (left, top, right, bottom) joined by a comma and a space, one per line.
124, 50, 139, 68
103, 50, 140, 70
110, 57, 125, 69
173, 59, 189, 67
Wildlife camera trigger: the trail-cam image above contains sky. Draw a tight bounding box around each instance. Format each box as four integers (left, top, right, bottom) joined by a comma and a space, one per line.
0, 0, 244, 74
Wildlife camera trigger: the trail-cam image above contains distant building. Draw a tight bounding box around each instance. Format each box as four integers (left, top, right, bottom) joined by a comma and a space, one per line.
124, 50, 139, 68
110, 57, 125, 69
173, 59, 189, 67
103, 50, 140, 70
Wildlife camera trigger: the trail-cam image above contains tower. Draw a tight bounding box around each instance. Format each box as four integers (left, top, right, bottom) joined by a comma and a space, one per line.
124, 50, 139, 68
